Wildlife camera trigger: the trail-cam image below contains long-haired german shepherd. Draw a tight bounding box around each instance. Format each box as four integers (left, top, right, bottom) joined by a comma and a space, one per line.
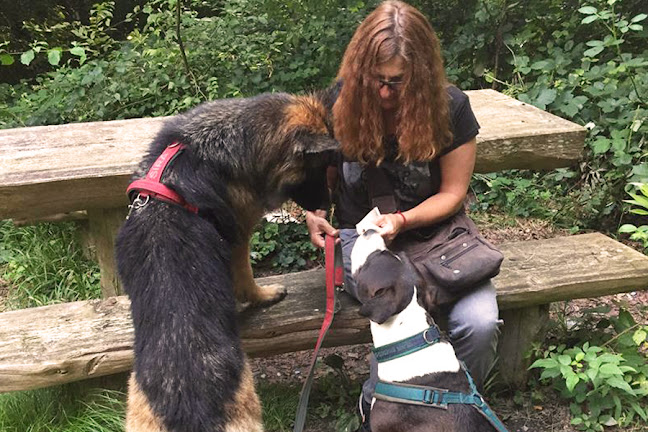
115, 90, 338, 431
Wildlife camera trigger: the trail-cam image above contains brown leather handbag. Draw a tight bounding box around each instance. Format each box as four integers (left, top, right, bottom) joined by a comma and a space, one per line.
366, 165, 503, 306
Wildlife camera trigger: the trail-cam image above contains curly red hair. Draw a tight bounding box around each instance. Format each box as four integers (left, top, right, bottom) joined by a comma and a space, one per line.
333, 1, 452, 164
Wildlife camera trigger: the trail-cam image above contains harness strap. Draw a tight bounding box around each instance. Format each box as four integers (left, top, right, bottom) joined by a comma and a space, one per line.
372, 325, 441, 363
293, 234, 342, 432
374, 367, 509, 432
126, 143, 199, 214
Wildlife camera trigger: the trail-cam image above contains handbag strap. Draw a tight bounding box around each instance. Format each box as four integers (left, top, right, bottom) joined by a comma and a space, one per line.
365, 164, 397, 214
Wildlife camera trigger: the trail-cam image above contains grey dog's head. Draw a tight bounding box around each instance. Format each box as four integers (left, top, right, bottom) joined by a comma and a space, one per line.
352, 230, 420, 324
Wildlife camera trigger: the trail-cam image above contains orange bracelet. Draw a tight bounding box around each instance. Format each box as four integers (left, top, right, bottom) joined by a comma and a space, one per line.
396, 210, 407, 227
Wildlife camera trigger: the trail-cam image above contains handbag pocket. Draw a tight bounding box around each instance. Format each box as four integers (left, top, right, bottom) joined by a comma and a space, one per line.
421, 232, 504, 292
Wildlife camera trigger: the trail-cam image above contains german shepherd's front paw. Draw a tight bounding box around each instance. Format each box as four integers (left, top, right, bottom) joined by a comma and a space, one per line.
246, 283, 287, 307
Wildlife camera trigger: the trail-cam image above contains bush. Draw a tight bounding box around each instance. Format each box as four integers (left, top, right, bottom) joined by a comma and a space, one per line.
530, 308, 648, 431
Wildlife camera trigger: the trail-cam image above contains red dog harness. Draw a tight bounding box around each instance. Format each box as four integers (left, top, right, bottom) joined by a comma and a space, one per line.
127, 143, 199, 214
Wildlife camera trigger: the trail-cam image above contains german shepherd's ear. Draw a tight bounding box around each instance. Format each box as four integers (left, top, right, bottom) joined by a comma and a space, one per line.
283, 95, 338, 154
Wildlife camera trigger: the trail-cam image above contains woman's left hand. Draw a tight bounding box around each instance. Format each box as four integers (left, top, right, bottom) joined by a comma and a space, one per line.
375, 212, 406, 244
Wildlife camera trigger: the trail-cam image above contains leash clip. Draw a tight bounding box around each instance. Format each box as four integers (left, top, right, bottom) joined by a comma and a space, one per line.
126, 194, 150, 219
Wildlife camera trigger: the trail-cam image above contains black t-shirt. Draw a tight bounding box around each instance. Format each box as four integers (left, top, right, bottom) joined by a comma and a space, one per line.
334, 85, 480, 229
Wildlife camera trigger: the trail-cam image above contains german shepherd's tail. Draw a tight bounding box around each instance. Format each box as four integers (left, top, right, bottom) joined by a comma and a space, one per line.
116, 200, 261, 432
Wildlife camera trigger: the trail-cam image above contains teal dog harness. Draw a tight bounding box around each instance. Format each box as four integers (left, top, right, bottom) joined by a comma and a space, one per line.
372, 326, 509, 432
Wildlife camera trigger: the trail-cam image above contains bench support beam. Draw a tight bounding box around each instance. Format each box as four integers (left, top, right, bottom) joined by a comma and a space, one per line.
87, 207, 127, 297
497, 304, 550, 389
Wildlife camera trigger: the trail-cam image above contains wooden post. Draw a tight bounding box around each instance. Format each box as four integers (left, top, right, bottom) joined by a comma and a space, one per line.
497, 304, 550, 389
87, 207, 128, 297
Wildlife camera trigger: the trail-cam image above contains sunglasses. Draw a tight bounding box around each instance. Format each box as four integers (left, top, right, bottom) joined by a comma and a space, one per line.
377, 77, 404, 91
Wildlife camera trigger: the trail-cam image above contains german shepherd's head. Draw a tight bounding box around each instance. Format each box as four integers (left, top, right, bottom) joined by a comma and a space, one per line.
279, 90, 338, 212
149, 86, 340, 236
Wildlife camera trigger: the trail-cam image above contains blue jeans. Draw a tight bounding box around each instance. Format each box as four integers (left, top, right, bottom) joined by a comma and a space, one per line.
339, 228, 502, 400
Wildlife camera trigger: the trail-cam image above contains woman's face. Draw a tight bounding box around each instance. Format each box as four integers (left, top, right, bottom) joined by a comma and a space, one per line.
374, 56, 405, 111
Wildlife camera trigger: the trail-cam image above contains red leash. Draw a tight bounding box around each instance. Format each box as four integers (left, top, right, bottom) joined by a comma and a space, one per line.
293, 234, 342, 432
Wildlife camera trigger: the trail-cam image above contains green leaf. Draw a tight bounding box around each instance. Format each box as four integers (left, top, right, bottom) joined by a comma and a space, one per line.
0, 53, 14, 65
591, 137, 611, 154
536, 88, 557, 108
599, 363, 622, 375
531, 60, 551, 70
631, 13, 647, 23
584, 46, 604, 57
530, 358, 558, 369
20, 50, 35, 65
582, 15, 599, 24
540, 368, 561, 379
633, 329, 647, 345
627, 192, 648, 209
606, 377, 635, 395
69, 46, 86, 64
631, 401, 648, 420
47, 48, 62, 66
566, 373, 580, 392
630, 209, 648, 215
558, 354, 572, 366
619, 224, 637, 233
579, 6, 598, 14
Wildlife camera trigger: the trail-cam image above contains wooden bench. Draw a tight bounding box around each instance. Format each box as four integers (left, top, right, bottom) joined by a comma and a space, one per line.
2, 89, 646, 392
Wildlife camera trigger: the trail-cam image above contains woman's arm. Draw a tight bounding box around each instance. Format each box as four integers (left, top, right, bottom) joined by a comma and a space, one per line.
375, 138, 476, 243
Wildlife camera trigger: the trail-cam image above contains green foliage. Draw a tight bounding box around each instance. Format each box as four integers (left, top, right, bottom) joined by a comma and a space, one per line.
5, 1, 118, 69
471, 169, 577, 222
440, 0, 647, 229
619, 182, 648, 250
530, 308, 648, 431
250, 217, 322, 273
0, 220, 100, 309
0, 386, 126, 432
0, 0, 372, 127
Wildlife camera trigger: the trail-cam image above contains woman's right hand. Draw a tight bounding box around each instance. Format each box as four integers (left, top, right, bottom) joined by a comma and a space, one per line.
305, 210, 339, 248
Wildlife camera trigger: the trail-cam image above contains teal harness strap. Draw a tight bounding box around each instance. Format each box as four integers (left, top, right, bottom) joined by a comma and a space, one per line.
374, 366, 509, 432
372, 325, 441, 363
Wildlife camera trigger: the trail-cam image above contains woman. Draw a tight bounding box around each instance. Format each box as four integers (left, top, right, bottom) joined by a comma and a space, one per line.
306, 1, 500, 430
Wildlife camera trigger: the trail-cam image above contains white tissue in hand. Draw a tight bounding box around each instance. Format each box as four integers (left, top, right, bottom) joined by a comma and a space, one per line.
356, 207, 382, 235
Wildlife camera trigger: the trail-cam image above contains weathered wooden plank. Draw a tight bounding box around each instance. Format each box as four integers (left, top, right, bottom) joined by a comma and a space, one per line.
0, 90, 585, 219
2, 233, 644, 392
495, 233, 648, 308
470, 89, 586, 172
0, 297, 133, 392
